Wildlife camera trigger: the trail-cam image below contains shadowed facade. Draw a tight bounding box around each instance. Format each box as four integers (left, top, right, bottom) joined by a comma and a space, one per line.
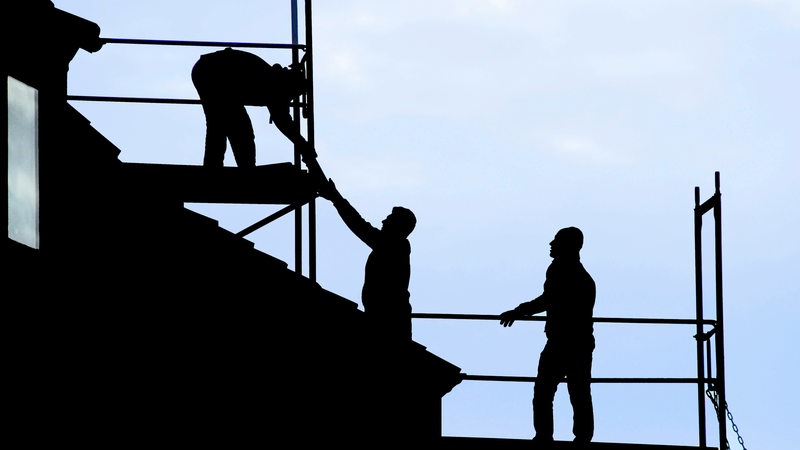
4, 2, 726, 449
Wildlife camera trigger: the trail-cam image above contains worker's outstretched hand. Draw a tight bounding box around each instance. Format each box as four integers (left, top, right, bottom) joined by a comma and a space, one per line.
318, 178, 343, 203
297, 139, 317, 162
293, 139, 327, 187
499, 309, 520, 327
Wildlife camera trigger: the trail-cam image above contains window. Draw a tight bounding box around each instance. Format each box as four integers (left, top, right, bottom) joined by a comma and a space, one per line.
7, 76, 40, 249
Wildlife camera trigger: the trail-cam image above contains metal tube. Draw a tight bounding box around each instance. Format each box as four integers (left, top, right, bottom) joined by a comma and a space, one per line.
411, 312, 713, 325
714, 172, 727, 449
694, 185, 708, 448
100, 37, 304, 49
463, 375, 716, 384
304, 0, 318, 283
291, 0, 303, 275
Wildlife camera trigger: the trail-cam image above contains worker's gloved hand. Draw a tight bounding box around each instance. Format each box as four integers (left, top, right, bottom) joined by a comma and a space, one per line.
499, 309, 519, 327
296, 140, 317, 161
318, 178, 343, 203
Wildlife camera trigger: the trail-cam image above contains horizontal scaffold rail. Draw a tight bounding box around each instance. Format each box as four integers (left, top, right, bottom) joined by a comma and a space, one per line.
463, 375, 716, 384
99, 37, 305, 50
411, 313, 715, 326
67, 96, 307, 108
68, 95, 199, 105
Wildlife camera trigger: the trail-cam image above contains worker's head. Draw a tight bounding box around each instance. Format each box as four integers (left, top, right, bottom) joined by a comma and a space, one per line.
274, 63, 307, 96
382, 207, 417, 238
550, 226, 583, 258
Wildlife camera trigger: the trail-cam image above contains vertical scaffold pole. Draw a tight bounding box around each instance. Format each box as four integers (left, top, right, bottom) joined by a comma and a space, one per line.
694, 184, 707, 449
291, 0, 303, 275
713, 171, 727, 449
304, 0, 317, 283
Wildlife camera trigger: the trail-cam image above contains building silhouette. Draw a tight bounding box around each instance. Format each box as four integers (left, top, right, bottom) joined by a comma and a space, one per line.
5, 2, 731, 449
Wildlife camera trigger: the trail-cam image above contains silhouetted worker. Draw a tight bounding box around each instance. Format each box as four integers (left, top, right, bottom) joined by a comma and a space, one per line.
191, 47, 318, 172
318, 177, 418, 444
499, 226, 596, 445
318, 178, 417, 345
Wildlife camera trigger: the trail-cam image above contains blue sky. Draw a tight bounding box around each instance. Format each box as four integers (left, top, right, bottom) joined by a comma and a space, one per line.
60, 1, 797, 448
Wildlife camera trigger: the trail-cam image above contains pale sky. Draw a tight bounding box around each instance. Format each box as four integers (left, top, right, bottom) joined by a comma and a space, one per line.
60, 1, 798, 448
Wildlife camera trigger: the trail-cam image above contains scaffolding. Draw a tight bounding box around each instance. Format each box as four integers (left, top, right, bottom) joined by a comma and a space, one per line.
413, 171, 728, 448
63, 2, 730, 447
67, 0, 320, 281
694, 171, 727, 449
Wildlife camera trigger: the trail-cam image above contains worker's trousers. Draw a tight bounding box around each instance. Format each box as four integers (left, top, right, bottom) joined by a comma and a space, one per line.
532, 336, 595, 442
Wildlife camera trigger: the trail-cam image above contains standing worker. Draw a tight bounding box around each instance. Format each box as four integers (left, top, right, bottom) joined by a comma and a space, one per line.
498, 226, 596, 445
